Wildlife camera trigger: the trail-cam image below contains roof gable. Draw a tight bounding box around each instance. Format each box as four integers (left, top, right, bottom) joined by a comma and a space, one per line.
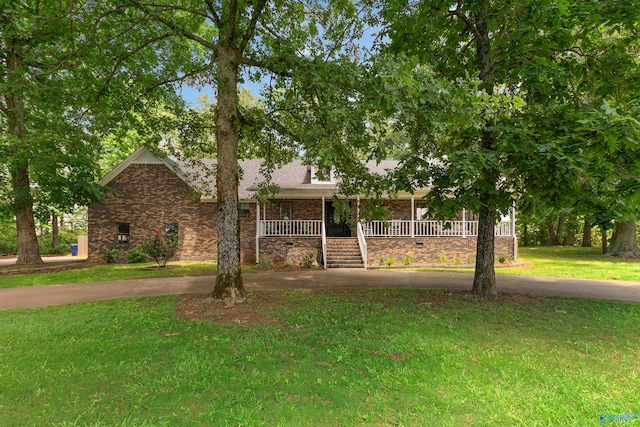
99, 146, 188, 186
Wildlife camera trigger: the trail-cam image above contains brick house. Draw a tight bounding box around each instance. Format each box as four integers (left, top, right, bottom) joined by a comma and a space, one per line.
89, 146, 517, 267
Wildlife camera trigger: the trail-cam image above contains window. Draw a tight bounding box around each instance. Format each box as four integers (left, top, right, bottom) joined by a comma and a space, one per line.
310, 166, 334, 184
465, 211, 477, 221
416, 207, 429, 220
279, 202, 292, 220
239, 202, 250, 218
116, 223, 130, 244
165, 222, 178, 239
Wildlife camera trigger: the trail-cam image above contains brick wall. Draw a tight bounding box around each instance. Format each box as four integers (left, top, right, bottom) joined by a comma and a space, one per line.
89, 163, 259, 263
89, 164, 216, 262
261, 199, 323, 220
366, 236, 514, 267
259, 237, 322, 265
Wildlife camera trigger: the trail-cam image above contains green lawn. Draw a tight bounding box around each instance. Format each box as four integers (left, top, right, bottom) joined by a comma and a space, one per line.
0, 262, 220, 289
511, 246, 640, 281
416, 246, 640, 282
1, 246, 638, 290
1, 290, 638, 426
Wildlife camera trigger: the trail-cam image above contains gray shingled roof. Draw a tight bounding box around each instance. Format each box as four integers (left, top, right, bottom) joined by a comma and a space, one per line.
176, 158, 400, 199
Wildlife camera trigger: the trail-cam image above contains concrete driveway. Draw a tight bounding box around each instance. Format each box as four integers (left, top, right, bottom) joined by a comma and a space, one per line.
1, 269, 639, 310
0, 255, 87, 267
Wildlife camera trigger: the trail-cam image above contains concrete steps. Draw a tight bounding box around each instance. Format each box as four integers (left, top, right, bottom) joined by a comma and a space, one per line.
325, 238, 364, 268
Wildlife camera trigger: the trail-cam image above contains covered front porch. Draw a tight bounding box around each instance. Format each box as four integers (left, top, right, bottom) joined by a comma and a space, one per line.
253, 197, 517, 268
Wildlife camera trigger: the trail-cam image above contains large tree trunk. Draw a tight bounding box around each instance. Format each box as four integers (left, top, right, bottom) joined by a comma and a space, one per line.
582, 219, 592, 247
211, 30, 246, 301
562, 228, 575, 246
5, 40, 42, 265
608, 220, 638, 257
473, 204, 497, 296
546, 214, 565, 246
52, 213, 59, 247
471, 2, 498, 297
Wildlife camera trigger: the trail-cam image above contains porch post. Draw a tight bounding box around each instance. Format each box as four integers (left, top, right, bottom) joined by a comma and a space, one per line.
255, 201, 260, 264
322, 196, 325, 224
356, 197, 360, 222
511, 204, 518, 260
462, 208, 467, 238
410, 196, 415, 238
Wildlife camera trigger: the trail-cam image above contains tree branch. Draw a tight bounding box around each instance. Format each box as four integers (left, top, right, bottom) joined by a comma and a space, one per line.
203, 0, 221, 27
90, 32, 175, 99
448, 6, 481, 41
127, 0, 217, 50
131, 2, 210, 20
238, 56, 292, 77
240, 0, 269, 53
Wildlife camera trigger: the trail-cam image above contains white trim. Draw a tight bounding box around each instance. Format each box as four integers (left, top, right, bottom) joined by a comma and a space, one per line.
462, 208, 467, 238
99, 146, 192, 188
255, 201, 260, 264
237, 189, 430, 201
410, 196, 415, 238
310, 166, 335, 184
511, 205, 518, 261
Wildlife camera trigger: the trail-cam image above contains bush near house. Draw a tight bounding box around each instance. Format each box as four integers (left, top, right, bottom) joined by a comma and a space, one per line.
102, 248, 120, 264
126, 247, 149, 264
140, 233, 179, 267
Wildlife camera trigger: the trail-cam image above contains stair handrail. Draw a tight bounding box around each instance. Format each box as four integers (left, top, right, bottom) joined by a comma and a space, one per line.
356, 222, 368, 269
321, 221, 327, 269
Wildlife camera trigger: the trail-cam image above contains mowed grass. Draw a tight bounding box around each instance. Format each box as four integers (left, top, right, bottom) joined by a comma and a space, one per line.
510, 247, 640, 281
416, 246, 640, 282
0, 262, 220, 289
1, 290, 638, 426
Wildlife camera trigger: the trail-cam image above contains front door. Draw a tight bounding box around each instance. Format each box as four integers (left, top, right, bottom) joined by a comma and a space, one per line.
325, 202, 351, 237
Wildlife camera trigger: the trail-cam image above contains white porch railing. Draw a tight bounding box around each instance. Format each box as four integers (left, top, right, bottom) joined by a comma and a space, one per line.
363, 220, 512, 237
258, 220, 322, 237
257, 219, 512, 238
356, 222, 368, 269
321, 221, 327, 269
495, 221, 511, 237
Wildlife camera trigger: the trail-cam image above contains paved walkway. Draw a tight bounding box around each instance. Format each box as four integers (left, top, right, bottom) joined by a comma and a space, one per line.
1, 269, 640, 309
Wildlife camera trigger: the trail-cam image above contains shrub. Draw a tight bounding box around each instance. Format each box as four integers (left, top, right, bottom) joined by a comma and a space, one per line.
127, 247, 148, 264
498, 253, 508, 264
453, 257, 462, 266
0, 219, 18, 255
385, 256, 396, 267
301, 252, 316, 268
102, 247, 120, 264
259, 254, 273, 270
403, 251, 416, 266
0, 239, 17, 256
37, 231, 81, 255
140, 232, 179, 267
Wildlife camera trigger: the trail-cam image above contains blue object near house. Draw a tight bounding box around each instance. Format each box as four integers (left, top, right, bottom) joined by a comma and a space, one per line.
70, 244, 78, 256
